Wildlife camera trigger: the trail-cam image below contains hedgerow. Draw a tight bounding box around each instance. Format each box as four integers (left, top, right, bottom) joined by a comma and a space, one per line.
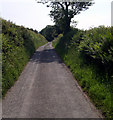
2, 19, 47, 97
79, 26, 113, 68
53, 26, 113, 118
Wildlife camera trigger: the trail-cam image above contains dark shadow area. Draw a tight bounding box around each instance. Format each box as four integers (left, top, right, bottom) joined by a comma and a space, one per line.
30, 48, 63, 64
20, 27, 36, 58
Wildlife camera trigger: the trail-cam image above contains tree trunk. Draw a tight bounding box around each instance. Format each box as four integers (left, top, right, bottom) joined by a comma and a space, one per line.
64, 2, 71, 34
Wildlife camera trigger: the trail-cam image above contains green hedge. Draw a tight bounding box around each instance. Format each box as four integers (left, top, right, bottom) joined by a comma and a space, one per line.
79, 26, 113, 67
53, 26, 113, 118
2, 19, 47, 97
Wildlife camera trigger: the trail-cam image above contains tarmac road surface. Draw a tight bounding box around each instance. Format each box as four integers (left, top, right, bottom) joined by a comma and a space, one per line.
3, 42, 102, 118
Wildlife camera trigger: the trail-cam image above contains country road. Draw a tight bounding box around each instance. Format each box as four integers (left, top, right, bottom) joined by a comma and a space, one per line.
3, 42, 102, 118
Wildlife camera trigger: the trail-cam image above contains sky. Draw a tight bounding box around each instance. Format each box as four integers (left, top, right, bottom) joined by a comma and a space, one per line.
112, 1, 113, 26
0, 0, 112, 31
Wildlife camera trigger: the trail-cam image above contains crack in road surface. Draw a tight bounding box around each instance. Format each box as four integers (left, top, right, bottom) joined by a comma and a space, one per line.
3, 42, 102, 118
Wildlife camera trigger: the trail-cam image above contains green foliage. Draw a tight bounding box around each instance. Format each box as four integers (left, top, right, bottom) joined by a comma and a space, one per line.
79, 26, 113, 65
36, 1, 93, 33
40, 25, 62, 41
53, 26, 113, 118
52, 34, 63, 48
2, 19, 47, 97
48, 1, 93, 33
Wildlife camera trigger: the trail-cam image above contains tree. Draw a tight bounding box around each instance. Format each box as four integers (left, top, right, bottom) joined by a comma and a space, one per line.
40, 25, 62, 41
36, 0, 94, 34
40, 25, 55, 41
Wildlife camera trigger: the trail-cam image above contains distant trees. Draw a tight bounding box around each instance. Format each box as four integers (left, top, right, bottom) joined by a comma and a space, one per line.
40, 25, 62, 41
27, 28, 38, 34
36, 0, 94, 34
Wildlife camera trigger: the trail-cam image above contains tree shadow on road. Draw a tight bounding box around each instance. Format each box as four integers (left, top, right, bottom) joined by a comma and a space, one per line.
30, 48, 63, 64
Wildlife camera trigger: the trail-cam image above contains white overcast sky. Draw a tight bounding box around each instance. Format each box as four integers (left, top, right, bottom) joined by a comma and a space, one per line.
0, 0, 112, 31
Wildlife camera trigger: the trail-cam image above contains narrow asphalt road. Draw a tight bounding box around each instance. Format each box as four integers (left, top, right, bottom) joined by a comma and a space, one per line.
3, 43, 102, 118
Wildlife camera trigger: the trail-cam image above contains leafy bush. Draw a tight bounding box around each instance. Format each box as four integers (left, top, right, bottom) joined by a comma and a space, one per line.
52, 34, 63, 48
79, 26, 113, 66
2, 19, 47, 96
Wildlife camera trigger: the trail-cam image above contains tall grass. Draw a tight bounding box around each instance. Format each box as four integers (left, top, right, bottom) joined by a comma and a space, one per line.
2, 19, 47, 97
53, 26, 113, 118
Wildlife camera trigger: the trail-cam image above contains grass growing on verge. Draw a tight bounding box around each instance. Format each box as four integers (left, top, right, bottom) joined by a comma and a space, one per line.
2, 19, 47, 97
52, 27, 113, 118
